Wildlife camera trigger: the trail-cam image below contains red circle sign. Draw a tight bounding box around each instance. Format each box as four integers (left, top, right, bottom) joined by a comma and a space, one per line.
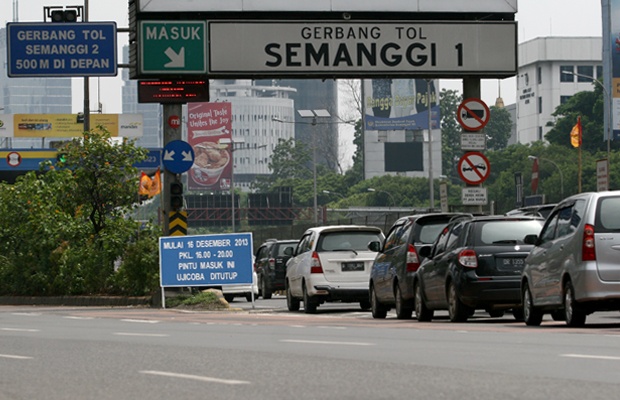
457, 151, 491, 185
168, 115, 181, 129
457, 98, 490, 132
6, 151, 21, 167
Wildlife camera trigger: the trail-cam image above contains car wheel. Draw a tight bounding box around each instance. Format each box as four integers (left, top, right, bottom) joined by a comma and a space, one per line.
447, 281, 471, 323
245, 293, 253, 302
286, 282, 300, 312
224, 294, 235, 303
394, 285, 413, 319
414, 281, 433, 322
262, 277, 273, 300
370, 285, 388, 319
303, 283, 317, 314
564, 281, 586, 327
522, 283, 543, 326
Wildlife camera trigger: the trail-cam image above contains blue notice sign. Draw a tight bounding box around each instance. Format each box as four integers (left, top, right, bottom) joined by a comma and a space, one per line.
159, 233, 254, 288
162, 140, 195, 174
7, 22, 117, 77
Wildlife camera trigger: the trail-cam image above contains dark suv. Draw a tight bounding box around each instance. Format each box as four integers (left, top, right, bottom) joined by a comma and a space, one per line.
368, 213, 471, 319
254, 239, 298, 299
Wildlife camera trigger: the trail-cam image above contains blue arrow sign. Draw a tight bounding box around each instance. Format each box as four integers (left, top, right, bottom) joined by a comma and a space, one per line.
7, 22, 117, 77
162, 140, 195, 174
159, 233, 254, 287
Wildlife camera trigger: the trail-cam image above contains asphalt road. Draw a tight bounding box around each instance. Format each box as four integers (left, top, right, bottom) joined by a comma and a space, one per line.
2, 298, 620, 400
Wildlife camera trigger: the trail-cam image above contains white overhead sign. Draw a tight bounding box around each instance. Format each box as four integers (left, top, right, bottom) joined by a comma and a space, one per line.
207, 21, 517, 77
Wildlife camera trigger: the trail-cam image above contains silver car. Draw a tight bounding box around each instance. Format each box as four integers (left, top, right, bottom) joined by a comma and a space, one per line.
521, 191, 620, 327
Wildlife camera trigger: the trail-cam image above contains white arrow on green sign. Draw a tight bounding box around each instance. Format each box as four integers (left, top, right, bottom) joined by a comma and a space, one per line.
139, 21, 207, 74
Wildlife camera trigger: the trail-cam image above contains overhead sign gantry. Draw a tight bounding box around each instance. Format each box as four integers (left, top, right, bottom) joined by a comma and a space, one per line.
130, 0, 518, 80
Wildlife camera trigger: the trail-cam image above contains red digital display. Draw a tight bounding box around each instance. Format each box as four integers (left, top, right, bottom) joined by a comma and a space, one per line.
138, 80, 210, 104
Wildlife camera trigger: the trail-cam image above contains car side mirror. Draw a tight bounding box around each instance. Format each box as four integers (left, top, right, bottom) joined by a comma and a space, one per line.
418, 245, 432, 259
524, 234, 538, 245
284, 247, 294, 256
368, 241, 382, 252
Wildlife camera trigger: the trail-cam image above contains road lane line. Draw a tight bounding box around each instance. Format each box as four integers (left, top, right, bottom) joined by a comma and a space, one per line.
280, 339, 374, 346
140, 370, 250, 385
11, 312, 41, 317
63, 316, 94, 320
0, 354, 33, 360
561, 354, 620, 361
0, 328, 39, 332
121, 319, 160, 324
113, 332, 169, 337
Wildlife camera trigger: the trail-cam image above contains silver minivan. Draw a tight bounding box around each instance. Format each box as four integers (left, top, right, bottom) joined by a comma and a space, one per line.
521, 191, 620, 327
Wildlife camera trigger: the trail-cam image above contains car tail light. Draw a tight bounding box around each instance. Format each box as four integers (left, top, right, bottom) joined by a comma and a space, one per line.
582, 224, 596, 261
268, 258, 276, 270
406, 244, 421, 272
310, 251, 324, 274
458, 249, 478, 268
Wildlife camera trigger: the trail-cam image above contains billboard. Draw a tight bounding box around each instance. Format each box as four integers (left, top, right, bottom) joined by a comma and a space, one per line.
187, 102, 233, 191
0, 114, 143, 138
364, 79, 439, 131
604, 0, 620, 141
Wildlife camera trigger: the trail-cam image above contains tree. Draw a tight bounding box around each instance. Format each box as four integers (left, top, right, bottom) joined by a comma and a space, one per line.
485, 106, 513, 150
440, 89, 462, 182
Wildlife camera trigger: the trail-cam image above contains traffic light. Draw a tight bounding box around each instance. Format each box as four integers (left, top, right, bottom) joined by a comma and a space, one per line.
56, 152, 67, 164
50, 9, 78, 23
170, 182, 184, 211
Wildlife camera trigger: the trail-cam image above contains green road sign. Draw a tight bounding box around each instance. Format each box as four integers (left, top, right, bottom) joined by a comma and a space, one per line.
139, 21, 207, 74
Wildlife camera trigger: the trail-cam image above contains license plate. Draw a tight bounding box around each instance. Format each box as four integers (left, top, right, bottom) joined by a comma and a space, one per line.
342, 262, 364, 272
497, 258, 525, 269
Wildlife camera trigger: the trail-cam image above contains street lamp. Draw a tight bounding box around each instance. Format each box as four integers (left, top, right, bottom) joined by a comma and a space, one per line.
298, 109, 331, 225
322, 190, 344, 199
528, 155, 564, 200
561, 70, 612, 175
367, 188, 396, 207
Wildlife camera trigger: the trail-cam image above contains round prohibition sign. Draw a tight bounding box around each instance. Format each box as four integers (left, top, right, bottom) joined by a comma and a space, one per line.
457, 98, 490, 131
457, 151, 491, 185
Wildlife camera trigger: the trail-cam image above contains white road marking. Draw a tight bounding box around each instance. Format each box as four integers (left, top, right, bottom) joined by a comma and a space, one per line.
121, 319, 160, 324
280, 339, 374, 346
140, 370, 250, 385
11, 312, 41, 317
113, 332, 169, 337
317, 326, 347, 330
63, 316, 94, 320
0, 354, 33, 360
561, 354, 620, 361
0, 328, 39, 332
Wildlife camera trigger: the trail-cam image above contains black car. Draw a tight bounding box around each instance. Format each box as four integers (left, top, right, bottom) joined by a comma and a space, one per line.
254, 239, 298, 299
368, 213, 471, 319
413, 215, 544, 322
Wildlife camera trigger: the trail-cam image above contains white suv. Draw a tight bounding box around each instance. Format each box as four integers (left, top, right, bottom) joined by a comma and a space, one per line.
285, 225, 384, 313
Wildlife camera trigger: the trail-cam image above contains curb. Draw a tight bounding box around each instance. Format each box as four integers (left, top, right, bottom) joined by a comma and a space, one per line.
0, 296, 154, 307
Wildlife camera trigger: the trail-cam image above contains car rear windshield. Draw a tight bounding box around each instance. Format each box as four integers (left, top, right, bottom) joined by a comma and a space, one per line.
418, 222, 452, 244
477, 220, 544, 245
318, 231, 382, 252
596, 196, 620, 232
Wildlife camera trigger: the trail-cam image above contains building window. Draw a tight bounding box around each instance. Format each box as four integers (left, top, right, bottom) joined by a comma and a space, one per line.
560, 95, 572, 104
538, 96, 542, 114
596, 65, 603, 79
538, 127, 543, 141
577, 66, 594, 82
560, 66, 574, 82
537, 67, 542, 84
